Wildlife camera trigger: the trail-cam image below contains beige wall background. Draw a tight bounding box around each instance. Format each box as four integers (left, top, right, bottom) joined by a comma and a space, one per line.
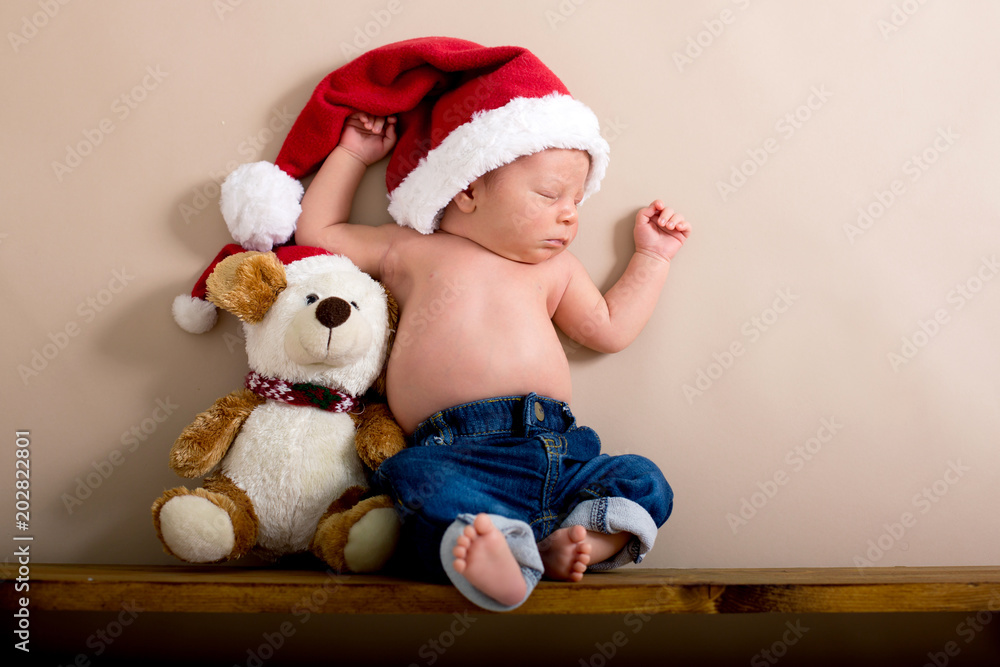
3, 0, 998, 572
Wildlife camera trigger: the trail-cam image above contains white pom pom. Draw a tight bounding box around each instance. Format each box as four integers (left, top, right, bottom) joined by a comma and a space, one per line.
220, 162, 304, 252
172, 294, 218, 334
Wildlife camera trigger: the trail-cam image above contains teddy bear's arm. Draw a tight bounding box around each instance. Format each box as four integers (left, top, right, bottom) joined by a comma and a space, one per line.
169, 389, 265, 478
351, 402, 406, 470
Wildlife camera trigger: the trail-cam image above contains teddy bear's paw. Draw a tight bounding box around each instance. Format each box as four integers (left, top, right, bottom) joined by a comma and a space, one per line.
155, 492, 237, 563
343, 506, 401, 573
311, 495, 400, 573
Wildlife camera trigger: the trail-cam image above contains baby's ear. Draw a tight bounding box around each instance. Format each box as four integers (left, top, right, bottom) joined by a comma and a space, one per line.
452, 181, 480, 213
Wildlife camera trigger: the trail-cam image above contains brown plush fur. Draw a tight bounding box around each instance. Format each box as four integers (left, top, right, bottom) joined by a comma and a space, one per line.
151, 475, 259, 562
207, 251, 287, 324
351, 402, 406, 470
310, 493, 396, 572
321, 485, 368, 519
202, 473, 260, 557
169, 389, 265, 478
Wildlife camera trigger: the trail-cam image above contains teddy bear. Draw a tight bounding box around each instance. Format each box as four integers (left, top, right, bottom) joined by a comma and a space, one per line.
153, 243, 405, 573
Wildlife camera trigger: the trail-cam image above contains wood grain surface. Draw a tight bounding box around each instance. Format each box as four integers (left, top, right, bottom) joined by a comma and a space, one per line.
4, 564, 999, 615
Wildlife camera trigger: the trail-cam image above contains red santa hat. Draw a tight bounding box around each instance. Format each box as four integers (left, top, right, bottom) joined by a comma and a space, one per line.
219, 36, 610, 248
172, 243, 332, 333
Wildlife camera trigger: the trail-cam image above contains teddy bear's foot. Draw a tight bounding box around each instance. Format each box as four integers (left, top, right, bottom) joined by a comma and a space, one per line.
344, 505, 400, 572
311, 494, 400, 573
152, 480, 258, 563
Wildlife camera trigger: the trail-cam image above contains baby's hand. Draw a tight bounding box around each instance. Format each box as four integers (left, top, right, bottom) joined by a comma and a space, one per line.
634, 200, 690, 263
339, 112, 398, 166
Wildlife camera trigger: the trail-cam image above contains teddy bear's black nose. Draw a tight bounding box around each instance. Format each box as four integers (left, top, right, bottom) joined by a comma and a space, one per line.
315, 297, 351, 329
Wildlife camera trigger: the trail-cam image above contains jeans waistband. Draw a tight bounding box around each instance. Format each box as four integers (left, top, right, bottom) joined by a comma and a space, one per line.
410, 393, 577, 446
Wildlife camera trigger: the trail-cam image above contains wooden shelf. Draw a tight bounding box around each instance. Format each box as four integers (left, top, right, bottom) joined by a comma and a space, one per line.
4, 564, 999, 615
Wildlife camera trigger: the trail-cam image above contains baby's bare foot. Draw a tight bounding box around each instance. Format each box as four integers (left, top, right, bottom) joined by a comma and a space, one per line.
538, 525, 592, 582
452, 514, 527, 606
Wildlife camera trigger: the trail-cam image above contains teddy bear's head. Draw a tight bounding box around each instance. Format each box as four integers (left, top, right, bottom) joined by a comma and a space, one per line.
205, 250, 396, 398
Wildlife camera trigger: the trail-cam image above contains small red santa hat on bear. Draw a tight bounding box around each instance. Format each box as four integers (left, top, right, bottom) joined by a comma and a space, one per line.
173, 243, 334, 334
219, 36, 610, 250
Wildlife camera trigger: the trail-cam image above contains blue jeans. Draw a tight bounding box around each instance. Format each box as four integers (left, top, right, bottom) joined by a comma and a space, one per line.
373, 394, 673, 610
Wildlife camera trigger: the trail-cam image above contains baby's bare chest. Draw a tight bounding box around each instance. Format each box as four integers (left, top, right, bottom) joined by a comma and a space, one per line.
409, 258, 563, 326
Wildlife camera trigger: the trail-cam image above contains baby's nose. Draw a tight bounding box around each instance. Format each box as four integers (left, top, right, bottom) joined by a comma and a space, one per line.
315, 297, 351, 328
560, 203, 578, 223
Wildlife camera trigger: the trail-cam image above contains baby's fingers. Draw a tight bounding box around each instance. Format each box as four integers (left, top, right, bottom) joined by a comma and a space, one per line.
637, 200, 662, 223
651, 206, 676, 227
646, 204, 691, 237
661, 210, 689, 231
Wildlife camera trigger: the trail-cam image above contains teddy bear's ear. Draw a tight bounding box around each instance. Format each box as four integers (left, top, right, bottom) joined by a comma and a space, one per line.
372, 282, 399, 397
206, 251, 287, 323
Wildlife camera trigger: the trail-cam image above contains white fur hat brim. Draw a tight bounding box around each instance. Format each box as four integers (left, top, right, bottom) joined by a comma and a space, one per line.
387, 93, 610, 235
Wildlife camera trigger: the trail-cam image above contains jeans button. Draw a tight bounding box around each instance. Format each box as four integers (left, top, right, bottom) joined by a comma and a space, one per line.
534, 401, 545, 421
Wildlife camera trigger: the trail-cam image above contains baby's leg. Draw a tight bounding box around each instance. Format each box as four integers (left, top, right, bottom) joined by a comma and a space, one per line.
440, 513, 543, 611
537, 527, 630, 581
452, 514, 526, 606
551, 450, 673, 573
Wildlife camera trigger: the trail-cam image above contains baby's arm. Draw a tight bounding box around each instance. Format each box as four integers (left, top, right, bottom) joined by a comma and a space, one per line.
296, 114, 399, 279
553, 201, 690, 353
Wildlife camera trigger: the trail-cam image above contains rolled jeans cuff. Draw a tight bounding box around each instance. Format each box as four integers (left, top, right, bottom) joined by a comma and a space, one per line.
440, 513, 543, 611
560, 497, 658, 571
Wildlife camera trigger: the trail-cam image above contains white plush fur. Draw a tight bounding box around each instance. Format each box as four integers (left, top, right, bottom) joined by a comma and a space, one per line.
172, 294, 219, 334
222, 402, 363, 554
344, 507, 401, 573
220, 161, 304, 251
387, 93, 611, 234
158, 494, 235, 562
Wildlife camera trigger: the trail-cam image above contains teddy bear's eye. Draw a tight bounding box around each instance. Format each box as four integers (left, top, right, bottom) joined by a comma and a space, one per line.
350, 301, 359, 310
305, 294, 319, 305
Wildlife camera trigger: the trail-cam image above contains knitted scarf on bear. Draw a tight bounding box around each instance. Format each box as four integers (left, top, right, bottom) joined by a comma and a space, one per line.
245, 371, 358, 413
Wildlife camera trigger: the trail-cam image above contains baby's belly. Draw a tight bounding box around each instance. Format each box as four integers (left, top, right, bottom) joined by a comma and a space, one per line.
387, 330, 573, 433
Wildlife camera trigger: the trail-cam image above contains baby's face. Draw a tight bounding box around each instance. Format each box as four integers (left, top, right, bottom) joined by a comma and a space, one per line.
455, 148, 590, 264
